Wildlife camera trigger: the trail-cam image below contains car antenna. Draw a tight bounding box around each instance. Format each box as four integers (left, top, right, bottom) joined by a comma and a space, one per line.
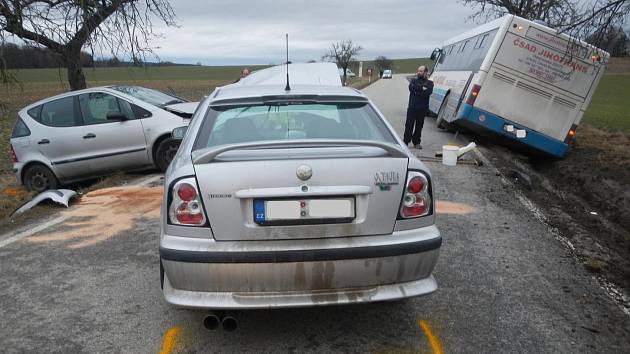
285, 33, 291, 91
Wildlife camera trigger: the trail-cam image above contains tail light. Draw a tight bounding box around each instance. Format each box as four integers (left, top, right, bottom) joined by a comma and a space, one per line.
400, 171, 432, 218
168, 178, 207, 226
564, 124, 578, 143
9, 145, 18, 163
466, 84, 481, 106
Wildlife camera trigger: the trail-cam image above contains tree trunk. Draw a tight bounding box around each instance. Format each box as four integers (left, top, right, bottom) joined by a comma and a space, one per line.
64, 48, 87, 90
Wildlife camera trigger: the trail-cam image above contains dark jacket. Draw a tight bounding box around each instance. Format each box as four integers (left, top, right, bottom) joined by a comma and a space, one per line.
408, 76, 434, 109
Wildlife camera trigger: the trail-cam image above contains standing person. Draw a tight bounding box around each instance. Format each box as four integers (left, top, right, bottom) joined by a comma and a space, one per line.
404, 65, 433, 149
233, 67, 251, 83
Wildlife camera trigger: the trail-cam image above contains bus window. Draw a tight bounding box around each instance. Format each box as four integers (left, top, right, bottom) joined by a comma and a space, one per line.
459, 40, 469, 53
435, 29, 498, 72
475, 34, 489, 49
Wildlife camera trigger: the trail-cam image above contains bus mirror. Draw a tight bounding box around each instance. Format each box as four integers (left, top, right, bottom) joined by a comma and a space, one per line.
430, 48, 441, 61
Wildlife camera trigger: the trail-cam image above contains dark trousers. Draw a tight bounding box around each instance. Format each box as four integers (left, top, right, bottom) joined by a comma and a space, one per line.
404, 107, 427, 145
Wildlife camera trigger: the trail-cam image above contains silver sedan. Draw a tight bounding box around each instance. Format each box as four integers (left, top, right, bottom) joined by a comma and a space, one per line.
160, 81, 441, 309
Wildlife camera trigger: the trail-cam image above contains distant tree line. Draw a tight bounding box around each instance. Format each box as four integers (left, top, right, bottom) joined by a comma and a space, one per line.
0, 43, 93, 69
0, 43, 191, 69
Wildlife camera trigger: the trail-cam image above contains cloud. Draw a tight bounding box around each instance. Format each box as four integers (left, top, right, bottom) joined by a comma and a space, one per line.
151, 0, 478, 64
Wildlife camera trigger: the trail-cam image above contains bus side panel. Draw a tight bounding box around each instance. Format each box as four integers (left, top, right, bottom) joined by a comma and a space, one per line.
430, 71, 474, 121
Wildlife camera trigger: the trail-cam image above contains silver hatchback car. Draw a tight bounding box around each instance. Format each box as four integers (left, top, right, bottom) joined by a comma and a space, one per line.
10, 86, 196, 191
160, 82, 441, 309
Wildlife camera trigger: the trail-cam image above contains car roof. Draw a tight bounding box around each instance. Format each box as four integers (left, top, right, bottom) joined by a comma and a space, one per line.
208, 84, 368, 105
240, 63, 342, 86
21, 86, 119, 110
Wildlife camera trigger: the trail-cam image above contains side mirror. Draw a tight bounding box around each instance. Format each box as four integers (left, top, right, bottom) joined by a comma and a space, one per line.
430, 48, 442, 61
106, 111, 128, 121
172, 126, 187, 140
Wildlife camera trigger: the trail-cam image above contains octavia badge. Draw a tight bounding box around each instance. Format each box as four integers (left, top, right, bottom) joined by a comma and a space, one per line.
296, 164, 313, 181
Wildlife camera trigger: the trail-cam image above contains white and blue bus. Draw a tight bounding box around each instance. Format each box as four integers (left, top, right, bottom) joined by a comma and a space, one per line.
428, 15, 609, 157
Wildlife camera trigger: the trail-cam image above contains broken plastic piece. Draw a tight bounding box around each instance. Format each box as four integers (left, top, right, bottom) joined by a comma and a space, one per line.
10, 189, 77, 217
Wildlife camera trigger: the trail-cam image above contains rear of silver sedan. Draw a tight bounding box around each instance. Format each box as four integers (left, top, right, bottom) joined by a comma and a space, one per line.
159, 87, 441, 309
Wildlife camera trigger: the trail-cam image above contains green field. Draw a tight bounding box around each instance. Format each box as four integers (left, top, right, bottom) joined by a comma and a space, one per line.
8, 64, 270, 83
582, 74, 630, 133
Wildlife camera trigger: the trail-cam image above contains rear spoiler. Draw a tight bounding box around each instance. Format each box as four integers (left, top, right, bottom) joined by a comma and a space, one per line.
192, 139, 408, 164
209, 94, 368, 107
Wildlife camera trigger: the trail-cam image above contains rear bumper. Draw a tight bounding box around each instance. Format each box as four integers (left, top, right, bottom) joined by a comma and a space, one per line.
12, 163, 24, 184
160, 225, 441, 309
456, 104, 568, 157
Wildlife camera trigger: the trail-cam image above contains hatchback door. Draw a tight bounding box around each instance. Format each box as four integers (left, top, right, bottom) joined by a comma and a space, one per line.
189, 101, 409, 241
30, 96, 93, 179
194, 147, 407, 241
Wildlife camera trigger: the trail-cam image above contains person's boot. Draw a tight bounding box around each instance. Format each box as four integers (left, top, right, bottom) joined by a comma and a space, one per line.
413, 144, 422, 149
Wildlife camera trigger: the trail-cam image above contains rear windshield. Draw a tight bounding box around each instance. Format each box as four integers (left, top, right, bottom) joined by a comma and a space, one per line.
193, 102, 396, 150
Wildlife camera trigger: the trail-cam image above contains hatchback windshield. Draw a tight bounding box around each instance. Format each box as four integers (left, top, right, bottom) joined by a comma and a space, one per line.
194, 102, 396, 149
112, 86, 187, 107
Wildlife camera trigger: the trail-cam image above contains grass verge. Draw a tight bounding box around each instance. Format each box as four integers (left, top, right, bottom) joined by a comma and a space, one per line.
582, 74, 630, 133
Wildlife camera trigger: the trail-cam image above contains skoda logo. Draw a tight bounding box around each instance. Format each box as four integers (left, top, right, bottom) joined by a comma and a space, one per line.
296, 164, 313, 181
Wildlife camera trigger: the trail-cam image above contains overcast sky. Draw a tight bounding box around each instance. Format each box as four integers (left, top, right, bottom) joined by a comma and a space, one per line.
152, 0, 479, 65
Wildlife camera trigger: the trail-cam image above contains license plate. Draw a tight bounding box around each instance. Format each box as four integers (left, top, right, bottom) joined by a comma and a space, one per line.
254, 198, 355, 225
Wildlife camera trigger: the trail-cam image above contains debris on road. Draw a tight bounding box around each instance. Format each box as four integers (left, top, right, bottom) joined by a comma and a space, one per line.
442, 142, 476, 166
435, 200, 477, 215
584, 257, 603, 273
27, 185, 162, 249
507, 169, 532, 189
10, 189, 77, 217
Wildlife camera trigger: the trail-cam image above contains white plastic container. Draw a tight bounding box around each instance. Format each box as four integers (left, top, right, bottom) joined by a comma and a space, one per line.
442, 142, 477, 166
442, 145, 460, 166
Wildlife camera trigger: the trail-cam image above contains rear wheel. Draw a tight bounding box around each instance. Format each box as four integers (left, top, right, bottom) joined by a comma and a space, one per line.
156, 138, 180, 172
23, 164, 59, 192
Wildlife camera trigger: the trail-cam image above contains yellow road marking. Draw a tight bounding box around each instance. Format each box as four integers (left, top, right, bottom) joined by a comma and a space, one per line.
158, 326, 181, 354
418, 320, 443, 354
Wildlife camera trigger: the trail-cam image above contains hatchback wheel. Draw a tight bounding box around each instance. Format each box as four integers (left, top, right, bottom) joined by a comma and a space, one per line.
23, 164, 59, 192
156, 138, 180, 172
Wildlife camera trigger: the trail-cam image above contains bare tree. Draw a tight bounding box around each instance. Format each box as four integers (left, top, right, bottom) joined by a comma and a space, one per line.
374, 55, 393, 73
0, 0, 177, 90
460, 0, 579, 27
460, 0, 630, 46
323, 40, 362, 85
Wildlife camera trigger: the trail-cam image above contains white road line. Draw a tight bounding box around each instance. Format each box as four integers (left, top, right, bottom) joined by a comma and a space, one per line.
0, 215, 69, 249
134, 174, 163, 187
0, 173, 164, 249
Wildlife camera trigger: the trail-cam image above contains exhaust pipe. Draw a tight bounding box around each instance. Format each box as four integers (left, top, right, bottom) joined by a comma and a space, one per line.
221, 312, 238, 332
203, 313, 220, 331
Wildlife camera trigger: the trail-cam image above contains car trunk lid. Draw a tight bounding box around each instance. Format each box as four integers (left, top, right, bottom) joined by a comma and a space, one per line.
192, 142, 408, 241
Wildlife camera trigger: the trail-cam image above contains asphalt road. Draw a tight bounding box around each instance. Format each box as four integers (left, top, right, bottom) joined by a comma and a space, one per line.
1, 75, 629, 353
